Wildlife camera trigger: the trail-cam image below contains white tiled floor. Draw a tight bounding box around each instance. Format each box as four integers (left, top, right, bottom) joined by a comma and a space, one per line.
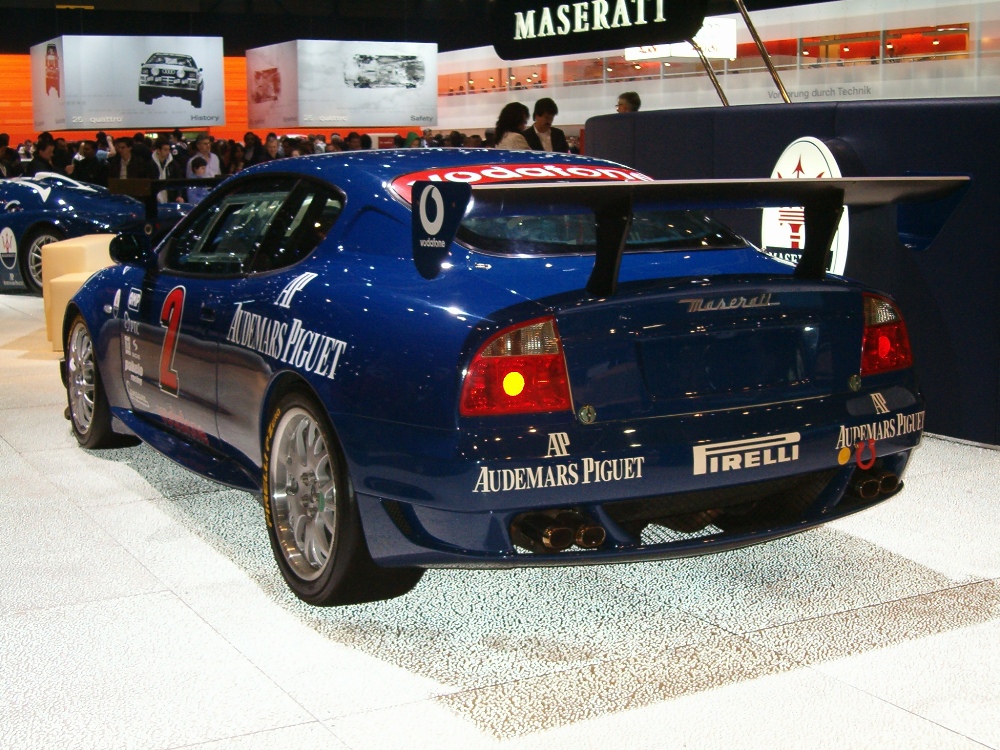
2, 291, 999, 750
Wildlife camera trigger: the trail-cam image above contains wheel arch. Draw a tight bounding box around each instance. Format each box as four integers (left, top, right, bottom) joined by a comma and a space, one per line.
258, 370, 343, 459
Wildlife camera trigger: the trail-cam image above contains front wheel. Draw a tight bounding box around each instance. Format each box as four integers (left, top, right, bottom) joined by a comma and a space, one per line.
65, 315, 114, 449
263, 391, 423, 605
20, 226, 63, 295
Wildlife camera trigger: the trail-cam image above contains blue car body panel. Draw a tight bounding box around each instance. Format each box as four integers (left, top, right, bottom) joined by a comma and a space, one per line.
66, 149, 926, 569
1, 173, 189, 290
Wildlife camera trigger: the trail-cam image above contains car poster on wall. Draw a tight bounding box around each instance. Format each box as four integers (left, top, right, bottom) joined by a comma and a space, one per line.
247, 40, 437, 130
31, 36, 225, 131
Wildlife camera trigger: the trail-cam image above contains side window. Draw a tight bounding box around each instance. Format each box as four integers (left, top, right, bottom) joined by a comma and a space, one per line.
161, 177, 298, 275
250, 184, 343, 273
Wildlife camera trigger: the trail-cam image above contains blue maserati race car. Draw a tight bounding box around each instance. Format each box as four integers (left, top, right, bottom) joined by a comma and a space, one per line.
0, 173, 190, 294
59, 149, 963, 605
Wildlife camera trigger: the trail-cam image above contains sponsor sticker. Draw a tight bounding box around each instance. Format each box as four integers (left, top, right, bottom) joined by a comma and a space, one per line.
836, 410, 925, 465
227, 303, 347, 379
473, 456, 646, 493
127, 287, 142, 312
693, 432, 800, 475
390, 163, 653, 204
275, 272, 318, 308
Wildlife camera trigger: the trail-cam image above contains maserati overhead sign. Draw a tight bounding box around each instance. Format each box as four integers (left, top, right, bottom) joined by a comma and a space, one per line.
491, 0, 709, 59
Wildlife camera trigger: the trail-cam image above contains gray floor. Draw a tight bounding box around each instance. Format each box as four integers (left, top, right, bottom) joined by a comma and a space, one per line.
2, 291, 999, 750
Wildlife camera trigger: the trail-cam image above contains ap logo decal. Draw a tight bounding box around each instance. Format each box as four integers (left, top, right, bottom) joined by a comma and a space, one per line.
411, 181, 471, 280
761, 136, 851, 276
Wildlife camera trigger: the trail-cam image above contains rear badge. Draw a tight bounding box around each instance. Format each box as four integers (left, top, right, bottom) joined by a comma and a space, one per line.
577, 405, 596, 424
678, 293, 779, 313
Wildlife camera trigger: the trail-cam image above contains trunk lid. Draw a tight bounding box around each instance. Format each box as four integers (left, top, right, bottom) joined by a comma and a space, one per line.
555, 277, 862, 422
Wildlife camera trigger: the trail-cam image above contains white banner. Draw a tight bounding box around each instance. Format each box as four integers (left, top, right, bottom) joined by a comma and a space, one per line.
32, 35, 225, 131
247, 39, 438, 130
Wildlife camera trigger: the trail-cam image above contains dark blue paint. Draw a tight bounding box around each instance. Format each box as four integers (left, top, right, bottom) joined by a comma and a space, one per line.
0, 174, 189, 290
68, 149, 923, 568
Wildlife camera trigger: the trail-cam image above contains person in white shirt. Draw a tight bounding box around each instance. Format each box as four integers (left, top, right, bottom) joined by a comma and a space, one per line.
523, 98, 570, 153
493, 102, 530, 150
185, 134, 221, 178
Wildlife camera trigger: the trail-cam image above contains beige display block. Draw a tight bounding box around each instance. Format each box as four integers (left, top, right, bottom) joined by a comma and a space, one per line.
42, 234, 116, 351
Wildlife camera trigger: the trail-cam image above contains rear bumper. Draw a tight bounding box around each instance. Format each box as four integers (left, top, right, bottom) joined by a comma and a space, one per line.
357, 449, 913, 568
348, 392, 925, 568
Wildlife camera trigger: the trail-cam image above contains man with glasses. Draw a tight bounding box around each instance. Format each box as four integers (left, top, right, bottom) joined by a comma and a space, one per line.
616, 91, 641, 113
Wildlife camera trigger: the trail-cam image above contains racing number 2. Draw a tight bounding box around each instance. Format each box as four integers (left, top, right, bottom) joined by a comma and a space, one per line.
159, 286, 186, 396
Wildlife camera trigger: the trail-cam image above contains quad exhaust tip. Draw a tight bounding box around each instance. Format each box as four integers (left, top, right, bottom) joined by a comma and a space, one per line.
848, 469, 900, 500
511, 510, 606, 553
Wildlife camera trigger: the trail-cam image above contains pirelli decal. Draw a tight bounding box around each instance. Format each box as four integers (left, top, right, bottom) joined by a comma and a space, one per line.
693, 433, 800, 475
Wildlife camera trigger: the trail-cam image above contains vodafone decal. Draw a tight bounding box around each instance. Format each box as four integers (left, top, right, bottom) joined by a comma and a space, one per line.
390, 164, 653, 203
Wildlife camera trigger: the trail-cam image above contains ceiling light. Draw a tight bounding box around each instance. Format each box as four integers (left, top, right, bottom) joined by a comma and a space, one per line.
932, 38, 940, 45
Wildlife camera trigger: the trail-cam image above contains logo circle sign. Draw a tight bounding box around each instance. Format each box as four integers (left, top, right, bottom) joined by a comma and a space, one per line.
0, 227, 17, 270
761, 136, 851, 276
419, 185, 444, 237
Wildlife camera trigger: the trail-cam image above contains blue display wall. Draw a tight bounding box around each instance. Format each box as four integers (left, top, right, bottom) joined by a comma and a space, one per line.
586, 98, 1000, 445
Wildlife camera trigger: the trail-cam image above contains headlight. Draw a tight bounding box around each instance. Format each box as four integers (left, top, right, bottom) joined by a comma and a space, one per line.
150, 66, 159, 76
177, 69, 186, 79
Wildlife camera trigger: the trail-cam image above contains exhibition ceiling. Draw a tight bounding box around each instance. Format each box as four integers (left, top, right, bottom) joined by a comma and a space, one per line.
2, 0, 824, 54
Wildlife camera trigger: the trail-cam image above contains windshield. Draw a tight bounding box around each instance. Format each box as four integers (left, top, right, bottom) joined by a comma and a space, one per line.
146, 55, 195, 67
458, 209, 745, 256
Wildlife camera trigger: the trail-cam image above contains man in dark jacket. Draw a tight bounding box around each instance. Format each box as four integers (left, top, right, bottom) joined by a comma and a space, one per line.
24, 140, 55, 176
522, 97, 570, 153
72, 140, 109, 187
106, 137, 157, 180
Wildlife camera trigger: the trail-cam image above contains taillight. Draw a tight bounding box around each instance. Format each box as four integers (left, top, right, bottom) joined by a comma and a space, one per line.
460, 317, 572, 416
861, 293, 913, 376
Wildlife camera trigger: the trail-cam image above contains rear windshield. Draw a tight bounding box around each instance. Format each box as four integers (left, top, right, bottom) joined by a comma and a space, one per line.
458, 209, 745, 256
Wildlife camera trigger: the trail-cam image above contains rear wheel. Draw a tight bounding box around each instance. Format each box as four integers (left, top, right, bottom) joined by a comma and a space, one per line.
263, 391, 423, 605
65, 315, 114, 449
20, 226, 63, 295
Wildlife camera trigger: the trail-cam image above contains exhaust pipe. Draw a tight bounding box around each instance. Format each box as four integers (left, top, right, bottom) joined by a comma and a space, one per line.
848, 469, 901, 499
875, 470, 899, 494
555, 511, 607, 549
510, 513, 574, 553
848, 472, 880, 499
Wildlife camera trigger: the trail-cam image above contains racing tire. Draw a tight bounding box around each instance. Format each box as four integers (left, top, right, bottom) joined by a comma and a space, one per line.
263, 391, 423, 606
138, 86, 152, 105
191, 89, 202, 109
65, 314, 115, 449
20, 226, 64, 295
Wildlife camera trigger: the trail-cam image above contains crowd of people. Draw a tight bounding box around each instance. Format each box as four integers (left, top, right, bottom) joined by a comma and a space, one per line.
0, 92, 641, 198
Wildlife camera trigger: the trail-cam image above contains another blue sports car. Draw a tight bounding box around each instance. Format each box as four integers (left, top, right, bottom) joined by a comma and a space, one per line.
59, 149, 963, 605
0, 173, 190, 293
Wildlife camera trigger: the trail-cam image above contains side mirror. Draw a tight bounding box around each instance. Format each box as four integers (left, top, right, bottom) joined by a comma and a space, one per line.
109, 233, 155, 269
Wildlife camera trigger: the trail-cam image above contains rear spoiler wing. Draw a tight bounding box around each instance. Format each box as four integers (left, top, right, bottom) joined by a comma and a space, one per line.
410, 176, 968, 296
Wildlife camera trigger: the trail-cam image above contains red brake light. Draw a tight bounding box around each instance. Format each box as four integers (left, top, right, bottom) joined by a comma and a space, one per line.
861, 294, 913, 376
460, 317, 572, 416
